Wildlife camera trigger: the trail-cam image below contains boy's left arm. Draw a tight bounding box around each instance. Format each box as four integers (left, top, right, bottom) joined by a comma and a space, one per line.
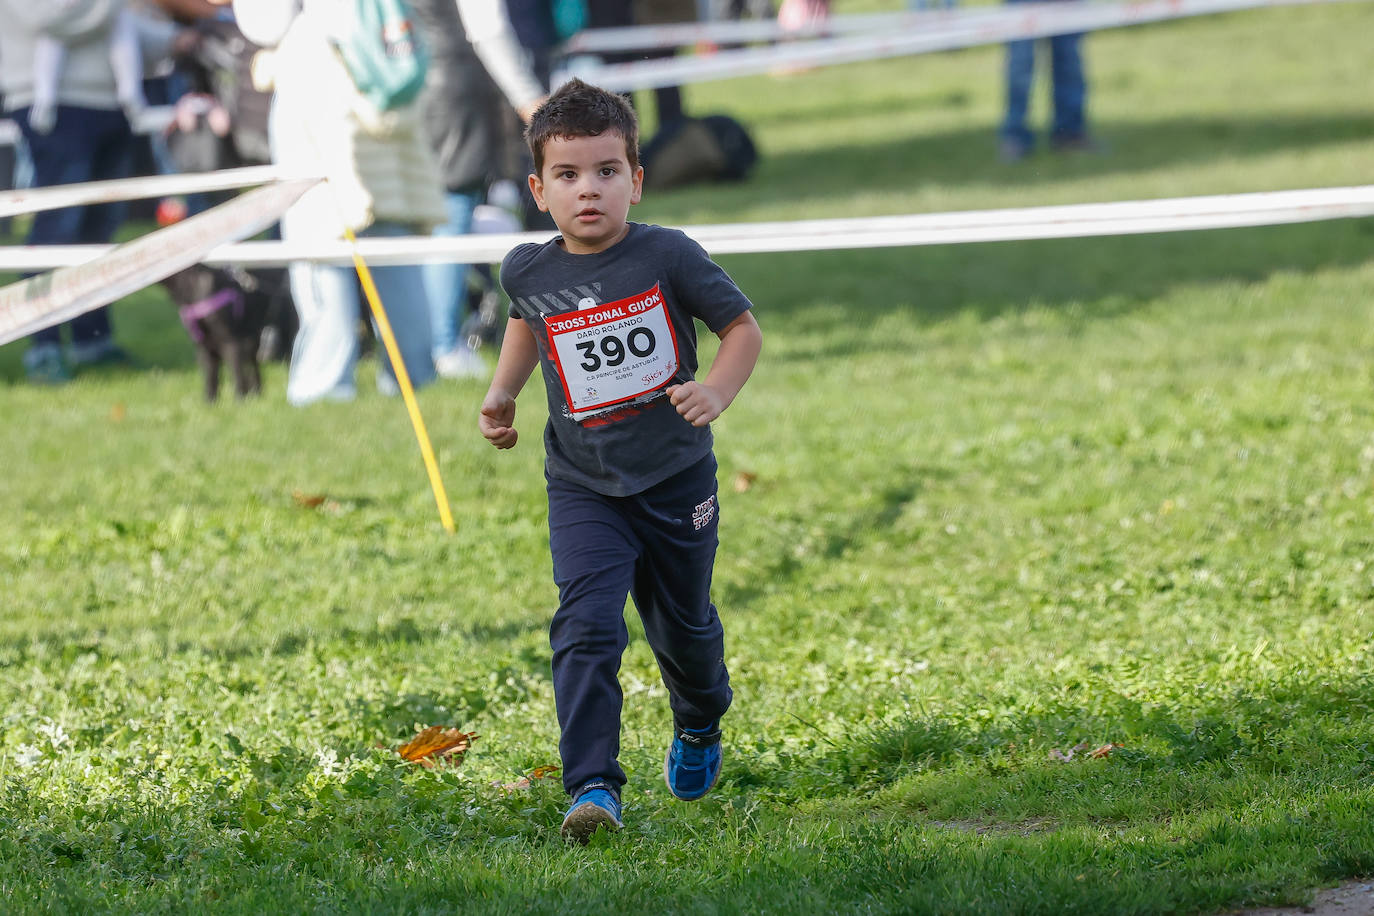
667, 312, 762, 428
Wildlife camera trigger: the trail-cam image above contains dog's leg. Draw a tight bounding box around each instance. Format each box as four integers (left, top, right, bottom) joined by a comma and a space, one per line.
196, 344, 222, 402
242, 355, 262, 398
228, 338, 262, 399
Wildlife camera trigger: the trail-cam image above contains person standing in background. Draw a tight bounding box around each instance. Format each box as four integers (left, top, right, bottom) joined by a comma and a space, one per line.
29, 5, 147, 136
586, 0, 689, 131
231, 0, 442, 406
0, 0, 179, 384
409, 0, 547, 380
998, 0, 1093, 163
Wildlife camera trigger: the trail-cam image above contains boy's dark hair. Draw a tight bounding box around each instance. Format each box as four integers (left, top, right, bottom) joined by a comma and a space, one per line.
526, 79, 640, 176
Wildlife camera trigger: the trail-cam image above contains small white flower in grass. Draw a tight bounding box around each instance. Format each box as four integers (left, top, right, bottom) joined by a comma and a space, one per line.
14, 744, 43, 767
315, 747, 345, 778
36, 720, 69, 748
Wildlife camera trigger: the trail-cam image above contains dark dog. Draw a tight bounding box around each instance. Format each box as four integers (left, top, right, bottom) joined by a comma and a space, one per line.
157, 91, 296, 400
162, 264, 267, 401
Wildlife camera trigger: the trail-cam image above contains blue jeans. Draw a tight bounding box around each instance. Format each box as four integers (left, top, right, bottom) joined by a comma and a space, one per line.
283, 220, 436, 405
546, 455, 732, 795
1001, 0, 1087, 149
421, 188, 480, 356
15, 105, 135, 347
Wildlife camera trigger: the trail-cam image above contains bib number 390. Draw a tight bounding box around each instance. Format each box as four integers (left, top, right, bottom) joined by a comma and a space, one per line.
545, 284, 680, 418
575, 326, 657, 372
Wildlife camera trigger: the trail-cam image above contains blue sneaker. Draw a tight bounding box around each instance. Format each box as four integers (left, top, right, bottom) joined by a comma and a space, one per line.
663, 722, 722, 801
22, 343, 71, 385
560, 780, 622, 843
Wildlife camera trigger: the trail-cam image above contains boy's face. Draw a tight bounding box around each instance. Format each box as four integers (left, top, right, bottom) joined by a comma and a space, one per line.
529, 132, 643, 255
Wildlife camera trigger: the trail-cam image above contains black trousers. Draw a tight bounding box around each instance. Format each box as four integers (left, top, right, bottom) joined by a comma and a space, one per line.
547, 454, 732, 795
584, 0, 686, 126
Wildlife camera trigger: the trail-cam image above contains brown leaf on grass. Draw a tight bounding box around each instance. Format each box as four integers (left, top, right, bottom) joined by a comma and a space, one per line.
396, 726, 478, 768
110, 402, 127, 422
1050, 741, 1121, 762
492, 764, 561, 793
733, 471, 757, 493
292, 490, 327, 509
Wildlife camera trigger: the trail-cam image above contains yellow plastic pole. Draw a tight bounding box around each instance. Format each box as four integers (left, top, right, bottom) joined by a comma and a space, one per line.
343, 226, 456, 534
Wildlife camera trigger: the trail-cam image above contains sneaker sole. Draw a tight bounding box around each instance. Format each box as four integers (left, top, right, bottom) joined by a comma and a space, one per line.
560, 802, 622, 844
662, 746, 722, 801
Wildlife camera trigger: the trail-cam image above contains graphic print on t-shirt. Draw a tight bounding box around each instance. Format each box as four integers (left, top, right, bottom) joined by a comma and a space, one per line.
544, 284, 681, 422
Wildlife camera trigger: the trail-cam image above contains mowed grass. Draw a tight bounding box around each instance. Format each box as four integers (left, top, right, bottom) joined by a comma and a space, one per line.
1, 4, 1373, 913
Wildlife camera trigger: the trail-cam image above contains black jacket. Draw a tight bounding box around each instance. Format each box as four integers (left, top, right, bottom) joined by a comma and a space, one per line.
409, 0, 512, 192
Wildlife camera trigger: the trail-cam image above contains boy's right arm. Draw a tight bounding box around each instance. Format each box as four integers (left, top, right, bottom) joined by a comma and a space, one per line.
479, 317, 540, 450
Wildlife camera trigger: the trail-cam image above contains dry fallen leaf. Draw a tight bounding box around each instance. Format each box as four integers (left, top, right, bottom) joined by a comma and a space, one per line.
110, 402, 126, 422
492, 764, 561, 793
733, 471, 757, 493
1051, 741, 1120, 762
396, 726, 478, 768
1049, 741, 1094, 762
292, 490, 327, 509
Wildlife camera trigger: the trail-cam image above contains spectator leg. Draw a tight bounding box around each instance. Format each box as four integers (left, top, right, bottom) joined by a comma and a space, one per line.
1049, 32, 1087, 142
361, 221, 437, 396
1000, 37, 1036, 151
422, 188, 480, 358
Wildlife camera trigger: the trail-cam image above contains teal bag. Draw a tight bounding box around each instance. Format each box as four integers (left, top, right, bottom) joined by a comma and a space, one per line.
330, 0, 430, 112
551, 0, 589, 40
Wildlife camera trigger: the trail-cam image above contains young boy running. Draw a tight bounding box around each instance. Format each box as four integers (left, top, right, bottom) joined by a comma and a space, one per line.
478, 78, 763, 843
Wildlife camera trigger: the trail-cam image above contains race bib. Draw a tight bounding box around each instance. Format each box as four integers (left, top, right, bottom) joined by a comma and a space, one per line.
545, 284, 680, 420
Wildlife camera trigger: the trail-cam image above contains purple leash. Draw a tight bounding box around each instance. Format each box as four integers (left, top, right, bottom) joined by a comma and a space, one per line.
179, 287, 244, 344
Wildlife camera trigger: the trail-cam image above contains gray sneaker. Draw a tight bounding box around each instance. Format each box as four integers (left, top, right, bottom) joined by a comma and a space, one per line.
998, 138, 1031, 163
68, 338, 131, 368
435, 345, 486, 380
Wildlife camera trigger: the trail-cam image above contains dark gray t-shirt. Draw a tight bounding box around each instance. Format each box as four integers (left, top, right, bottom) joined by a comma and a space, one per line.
501, 222, 753, 496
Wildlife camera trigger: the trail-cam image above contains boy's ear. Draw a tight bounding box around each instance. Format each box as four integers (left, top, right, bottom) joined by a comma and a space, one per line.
527, 172, 549, 212
630, 165, 643, 205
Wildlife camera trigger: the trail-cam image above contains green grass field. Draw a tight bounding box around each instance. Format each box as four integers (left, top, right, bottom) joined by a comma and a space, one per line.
1, 4, 1373, 912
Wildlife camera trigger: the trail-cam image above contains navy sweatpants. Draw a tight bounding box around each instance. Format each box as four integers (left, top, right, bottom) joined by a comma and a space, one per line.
547, 453, 733, 795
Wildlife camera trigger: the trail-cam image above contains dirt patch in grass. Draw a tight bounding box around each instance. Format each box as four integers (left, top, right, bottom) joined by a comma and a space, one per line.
1234, 881, 1374, 916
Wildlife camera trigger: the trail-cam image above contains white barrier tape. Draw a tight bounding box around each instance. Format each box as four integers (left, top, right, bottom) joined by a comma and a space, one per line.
562, 0, 1365, 91
0, 165, 298, 220
2, 185, 1369, 273
0, 104, 174, 149
0, 177, 319, 347
560, 8, 1011, 54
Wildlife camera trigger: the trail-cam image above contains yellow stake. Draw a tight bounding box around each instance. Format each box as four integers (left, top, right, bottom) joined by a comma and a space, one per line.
343, 226, 456, 533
